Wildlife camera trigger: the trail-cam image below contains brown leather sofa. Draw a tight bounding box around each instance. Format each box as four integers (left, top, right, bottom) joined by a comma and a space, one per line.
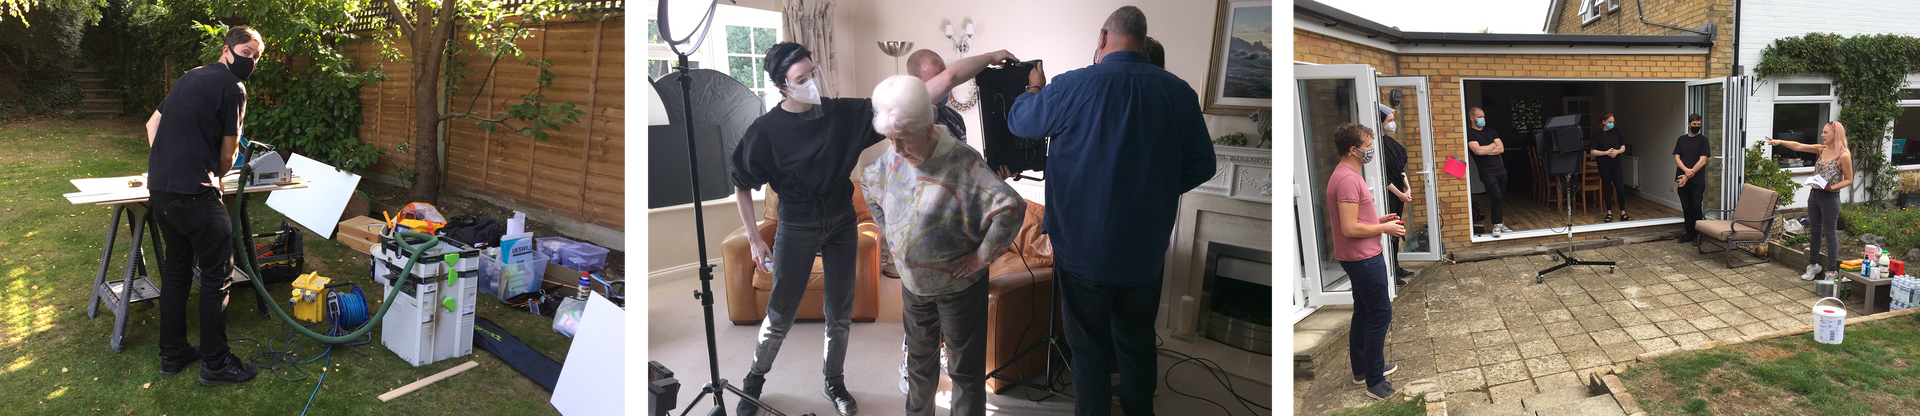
721, 182, 882, 325
984, 199, 1062, 392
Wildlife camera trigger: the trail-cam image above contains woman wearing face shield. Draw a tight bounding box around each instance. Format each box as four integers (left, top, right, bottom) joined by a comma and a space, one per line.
726, 42, 888, 416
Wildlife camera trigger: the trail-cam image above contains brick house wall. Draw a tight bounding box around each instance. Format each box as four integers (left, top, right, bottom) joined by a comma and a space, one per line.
1546, 0, 1734, 78
1296, 29, 1711, 253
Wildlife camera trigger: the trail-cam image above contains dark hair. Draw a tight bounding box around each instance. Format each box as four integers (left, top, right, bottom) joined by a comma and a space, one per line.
905, 49, 943, 79
1334, 123, 1373, 156
225, 26, 260, 47
1688, 113, 1703, 123
1103, 6, 1148, 41
764, 42, 812, 90
1144, 37, 1165, 68
1598, 111, 1614, 128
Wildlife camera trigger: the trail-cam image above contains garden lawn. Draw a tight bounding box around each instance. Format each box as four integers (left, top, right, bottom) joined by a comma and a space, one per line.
0, 120, 572, 415
1325, 394, 1426, 416
1619, 314, 1920, 415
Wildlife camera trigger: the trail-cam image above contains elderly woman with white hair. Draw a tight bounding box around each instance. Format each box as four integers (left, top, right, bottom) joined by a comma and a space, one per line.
860, 75, 1025, 416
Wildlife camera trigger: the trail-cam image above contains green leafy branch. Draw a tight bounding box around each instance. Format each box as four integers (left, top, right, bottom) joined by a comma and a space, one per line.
1756, 33, 1920, 201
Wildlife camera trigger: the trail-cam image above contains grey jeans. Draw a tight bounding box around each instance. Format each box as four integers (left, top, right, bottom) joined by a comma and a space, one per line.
903, 275, 988, 416
1808, 188, 1841, 272
747, 212, 860, 379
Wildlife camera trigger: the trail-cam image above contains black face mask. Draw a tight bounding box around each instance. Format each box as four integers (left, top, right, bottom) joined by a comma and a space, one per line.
228, 49, 256, 81
1689, 126, 1702, 135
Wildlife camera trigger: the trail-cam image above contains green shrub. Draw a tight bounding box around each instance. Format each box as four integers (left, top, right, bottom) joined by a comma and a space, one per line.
1747, 140, 1803, 206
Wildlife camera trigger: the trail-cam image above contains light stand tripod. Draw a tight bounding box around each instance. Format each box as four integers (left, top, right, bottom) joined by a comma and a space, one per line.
1535, 171, 1616, 284
984, 266, 1074, 400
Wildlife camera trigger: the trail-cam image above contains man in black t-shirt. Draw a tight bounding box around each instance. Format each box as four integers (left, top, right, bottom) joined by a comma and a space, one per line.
1674, 113, 1712, 243
143, 26, 261, 386
1467, 107, 1510, 238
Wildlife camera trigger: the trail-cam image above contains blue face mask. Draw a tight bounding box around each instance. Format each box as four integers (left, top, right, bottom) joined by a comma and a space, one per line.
1475, 117, 1486, 128
1606, 123, 1614, 130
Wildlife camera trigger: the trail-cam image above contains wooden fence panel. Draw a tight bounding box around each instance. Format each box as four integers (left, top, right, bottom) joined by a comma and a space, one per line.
342, 16, 624, 229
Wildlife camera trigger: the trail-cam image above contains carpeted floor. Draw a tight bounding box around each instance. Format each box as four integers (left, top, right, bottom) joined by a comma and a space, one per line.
648, 271, 1274, 415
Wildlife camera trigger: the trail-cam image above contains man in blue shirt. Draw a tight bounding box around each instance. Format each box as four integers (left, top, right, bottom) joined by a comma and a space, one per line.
1007, 6, 1216, 415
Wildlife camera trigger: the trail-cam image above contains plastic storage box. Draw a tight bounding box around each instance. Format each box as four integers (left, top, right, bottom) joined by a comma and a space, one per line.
536, 237, 580, 264
480, 250, 548, 301
557, 243, 610, 272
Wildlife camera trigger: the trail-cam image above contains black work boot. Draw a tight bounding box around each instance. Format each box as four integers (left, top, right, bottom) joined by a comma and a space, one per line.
735, 373, 766, 416
160, 345, 200, 376
824, 376, 858, 415
197, 354, 258, 387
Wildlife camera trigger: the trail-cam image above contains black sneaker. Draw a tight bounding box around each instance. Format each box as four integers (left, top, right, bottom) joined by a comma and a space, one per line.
736, 373, 766, 416
1677, 234, 1697, 244
1352, 363, 1399, 385
197, 354, 258, 387
1395, 268, 1415, 278
160, 346, 199, 376
824, 378, 859, 416
1365, 380, 1397, 400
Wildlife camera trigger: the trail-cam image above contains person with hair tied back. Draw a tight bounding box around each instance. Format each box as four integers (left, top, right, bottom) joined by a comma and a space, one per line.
727, 42, 885, 416
1769, 121, 1853, 282
860, 75, 1025, 416
1328, 122, 1406, 401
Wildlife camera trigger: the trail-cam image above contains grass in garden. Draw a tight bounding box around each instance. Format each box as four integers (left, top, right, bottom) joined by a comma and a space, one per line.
1325, 393, 1425, 416
0, 120, 572, 415
1619, 313, 1920, 415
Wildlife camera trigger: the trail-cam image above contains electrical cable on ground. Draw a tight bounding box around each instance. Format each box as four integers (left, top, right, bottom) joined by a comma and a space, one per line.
1154, 340, 1271, 416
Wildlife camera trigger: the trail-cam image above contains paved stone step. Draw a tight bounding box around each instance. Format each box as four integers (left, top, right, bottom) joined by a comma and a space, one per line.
1535, 394, 1625, 416
1292, 304, 1354, 378
1454, 400, 1525, 416
1522, 385, 1598, 410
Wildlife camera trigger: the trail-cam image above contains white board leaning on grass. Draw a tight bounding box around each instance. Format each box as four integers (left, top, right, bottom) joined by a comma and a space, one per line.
266, 153, 361, 239
550, 292, 625, 415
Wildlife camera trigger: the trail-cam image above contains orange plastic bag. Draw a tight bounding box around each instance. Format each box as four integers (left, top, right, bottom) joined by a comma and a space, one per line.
386, 202, 448, 235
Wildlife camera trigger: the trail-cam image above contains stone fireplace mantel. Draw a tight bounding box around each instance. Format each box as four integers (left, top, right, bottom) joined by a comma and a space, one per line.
1158, 144, 1275, 384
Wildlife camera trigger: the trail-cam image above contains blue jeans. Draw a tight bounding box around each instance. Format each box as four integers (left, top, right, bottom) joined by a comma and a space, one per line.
746, 212, 859, 379
1059, 270, 1160, 416
1340, 254, 1394, 387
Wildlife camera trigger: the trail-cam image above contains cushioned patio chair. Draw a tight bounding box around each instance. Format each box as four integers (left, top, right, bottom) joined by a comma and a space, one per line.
1694, 183, 1781, 268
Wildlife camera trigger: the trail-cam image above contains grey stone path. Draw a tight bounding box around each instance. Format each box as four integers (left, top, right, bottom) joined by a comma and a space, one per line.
1297, 240, 1839, 414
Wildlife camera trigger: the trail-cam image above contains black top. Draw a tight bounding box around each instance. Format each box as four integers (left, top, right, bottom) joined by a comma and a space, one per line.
1672, 133, 1710, 178
1467, 126, 1503, 170
1381, 133, 1409, 191
1592, 128, 1625, 169
729, 98, 888, 222
936, 103, 966, 140
149, 62, 245, 194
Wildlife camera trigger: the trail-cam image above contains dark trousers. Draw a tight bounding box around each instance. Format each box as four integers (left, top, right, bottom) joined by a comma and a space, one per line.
1599, 164, 1625, 211
1808, 188, 1841, 271
1680, 179, 1706, 238
1340, 254, 1394, 387
748, 212, 859, 379
902, 276, 988, 416
1479, 167, 1507, 224
1388, 196, 1406, 259
1059, 271, 1160, 416
152, 188, 234, 364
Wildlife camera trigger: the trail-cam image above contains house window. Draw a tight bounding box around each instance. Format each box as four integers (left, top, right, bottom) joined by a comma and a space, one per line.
1779, 83, 1832, 97
1607, 0, 1621, 12
1894, 106, 1920, 167
1903, 88, 1920, 101
724, 25, 782, 111
644, 3, 781, 107
1580, 0, 1605, 24
1772, 103, 1831, 168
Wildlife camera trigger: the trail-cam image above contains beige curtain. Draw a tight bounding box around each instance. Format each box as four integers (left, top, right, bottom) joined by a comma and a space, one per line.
783, 0, 838, 97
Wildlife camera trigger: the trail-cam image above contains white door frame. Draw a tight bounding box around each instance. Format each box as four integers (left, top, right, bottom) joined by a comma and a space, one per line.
1378, 76, 1442, 262
1686, 77, 1733, 217
1295, 64, 1395, 307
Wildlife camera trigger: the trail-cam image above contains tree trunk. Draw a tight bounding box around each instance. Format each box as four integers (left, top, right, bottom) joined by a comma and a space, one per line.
403, 0, 455, 204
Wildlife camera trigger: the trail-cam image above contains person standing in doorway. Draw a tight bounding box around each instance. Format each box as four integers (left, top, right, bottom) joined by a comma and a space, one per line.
1328, 122, 1407, 400
1378, 104, 1415, 282
1769, 121, 1853, 281
1466, 107, 1510, 237
1674, 113, 1711, 244
1590, 112, 1631, 223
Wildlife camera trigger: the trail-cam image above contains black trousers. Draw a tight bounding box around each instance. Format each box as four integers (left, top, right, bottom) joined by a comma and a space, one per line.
1679, 179, 1706, 238
152, 188, 234, 364
1479, 167, 1507, 224
1599, 164, 1625, 211
1059, 271, 1160, 416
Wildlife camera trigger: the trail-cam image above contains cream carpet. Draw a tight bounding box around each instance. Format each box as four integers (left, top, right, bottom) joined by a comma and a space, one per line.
648, 271, 1274, 416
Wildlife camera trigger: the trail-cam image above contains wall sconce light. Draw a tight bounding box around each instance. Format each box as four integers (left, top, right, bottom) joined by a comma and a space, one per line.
945, 22, 973, 54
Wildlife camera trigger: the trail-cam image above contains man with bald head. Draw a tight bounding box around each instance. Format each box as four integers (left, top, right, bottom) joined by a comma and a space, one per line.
904, 48, 1016, 141
1008, 6, 1215, 415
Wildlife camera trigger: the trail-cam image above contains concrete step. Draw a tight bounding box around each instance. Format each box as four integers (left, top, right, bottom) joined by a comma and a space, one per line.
1535, 394, 1625, 416
1454, 400, 1525, 416
1521, 385, 1597, 411
1292, 304, 1354, 378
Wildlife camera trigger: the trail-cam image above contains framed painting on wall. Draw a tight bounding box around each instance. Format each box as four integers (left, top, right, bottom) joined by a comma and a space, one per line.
1204, 0, 1273, 116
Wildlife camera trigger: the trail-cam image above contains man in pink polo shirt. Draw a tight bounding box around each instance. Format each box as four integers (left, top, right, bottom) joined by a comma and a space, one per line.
1327, 122, 1406, 400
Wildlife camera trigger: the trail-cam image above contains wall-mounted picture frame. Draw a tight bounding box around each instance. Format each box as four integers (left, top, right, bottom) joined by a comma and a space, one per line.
1204, 0, 1272, 116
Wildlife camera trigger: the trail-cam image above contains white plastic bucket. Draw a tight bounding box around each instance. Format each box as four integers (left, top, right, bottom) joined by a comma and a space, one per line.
1813, 297, 1847, 344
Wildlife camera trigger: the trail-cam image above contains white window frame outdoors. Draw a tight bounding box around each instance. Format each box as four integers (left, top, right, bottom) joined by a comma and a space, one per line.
1769, 77, 1840, 174
1580, 0, 1605, 24
1892, 75, 1920, 170
1608, 0, 1621, 13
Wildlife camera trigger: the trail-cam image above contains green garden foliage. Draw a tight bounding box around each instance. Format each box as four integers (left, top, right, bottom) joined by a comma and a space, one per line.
1747, 140, 1804, 206
1757, 33, 1920, 202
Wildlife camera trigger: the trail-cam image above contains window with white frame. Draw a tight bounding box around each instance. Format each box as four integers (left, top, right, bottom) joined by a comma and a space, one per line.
1580, 0, 1607, 24
1771, 82, 1837, 168
646, 19, 702, 81
643, 1, 781, 112
1893, 88, 1920, 167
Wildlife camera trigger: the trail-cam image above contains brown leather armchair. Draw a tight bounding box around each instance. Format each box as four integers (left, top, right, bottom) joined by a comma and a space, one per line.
984, 199, 1062, 392
721, 182, 882, 325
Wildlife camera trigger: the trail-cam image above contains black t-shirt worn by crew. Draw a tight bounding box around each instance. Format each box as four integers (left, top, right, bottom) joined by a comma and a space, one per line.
1467, 126, 1503, 170
1592, 128, 1625, 169
729, 97, 888, 223
1673, 132, 1710, 179
149, 62, 245, 195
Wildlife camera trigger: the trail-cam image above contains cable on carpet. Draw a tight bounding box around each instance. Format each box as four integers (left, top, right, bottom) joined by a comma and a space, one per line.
1155, 339, 1270, 416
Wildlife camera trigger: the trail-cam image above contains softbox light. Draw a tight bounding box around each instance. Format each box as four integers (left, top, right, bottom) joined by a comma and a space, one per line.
648, 69, 762, 208
1537, 114, 1585, 176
